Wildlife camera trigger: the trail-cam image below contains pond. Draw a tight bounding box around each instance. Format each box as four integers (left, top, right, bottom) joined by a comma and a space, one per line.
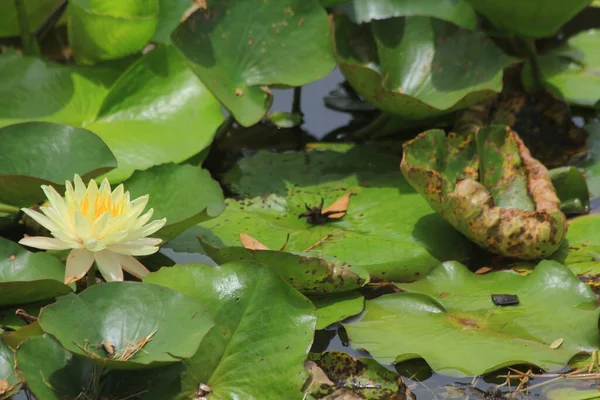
1, 1, 600, 400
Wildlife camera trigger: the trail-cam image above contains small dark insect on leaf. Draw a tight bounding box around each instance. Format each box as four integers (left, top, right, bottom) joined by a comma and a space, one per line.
491, 294, 520, 306
298, 198, 346, 225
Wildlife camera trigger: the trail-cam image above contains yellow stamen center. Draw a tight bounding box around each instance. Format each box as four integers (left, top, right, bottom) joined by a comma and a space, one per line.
80, 193, 126, 220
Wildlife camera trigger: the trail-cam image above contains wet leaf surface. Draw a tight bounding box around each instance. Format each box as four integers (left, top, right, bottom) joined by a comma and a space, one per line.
523, 29, 600, 107
549, 166, 590, 215
333, 15, 513, 119
0, 338, 20, 399
0, 238, 73, 307
306, 351, 412, 399
0, 122, 117, 207
401, 126, 567, 259
172, 0, 335, 126
464, 0, 590, 37
311, 292, 364, 329
0, 46, 223, 182
198, 143, 473, 281
38, 281, 213, 369
343, 261, 600, 377
202, 242, 369, 294
123, 163, 225, 241
336, 0, 476, 28
144, 262, 317, 400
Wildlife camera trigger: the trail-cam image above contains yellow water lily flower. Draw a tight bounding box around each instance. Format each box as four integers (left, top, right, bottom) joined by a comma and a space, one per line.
19, 175, 166, 284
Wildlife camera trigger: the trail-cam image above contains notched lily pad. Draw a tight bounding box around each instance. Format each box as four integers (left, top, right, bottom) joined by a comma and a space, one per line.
202, 240, 369, 295
0, 339, 20, 399
305, 351, 413, 399
343, 260, 599, 377
401, 125, 567, 259
38, 281, 213, 369
0, 237, 73, 307
311, 291, 364, 329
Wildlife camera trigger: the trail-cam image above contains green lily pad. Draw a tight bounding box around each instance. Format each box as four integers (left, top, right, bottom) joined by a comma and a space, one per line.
552, 214, 600, 276
171, 0, 335, 127
0, 121, 116, 206
549, 166, 590, 214
336, 0, 476, 28
2, 322, 44, 351
306, 351, 410, 400
581, 122, 600, 198
523, 29, 600, 108
38, 281, 213, 369
153, 0, 193, 43
15, 334, 99, 400
123, 163, 225, 241
0, 46, 223, 182
0, 237, 73, 307
343, 260, 600, 377
68, 0, 158, 64
198, 143, 473, 281
0, 339, 20, 399
545, 386, 600, 400
311, 292, 364, 329
0, 0, 62, 38
0, 302, 46, 331
333, 15, 513, 119
464, 0, 590, 38
401, 126, 567, 259
202, 243, 369, 294
144, 262, 317, 399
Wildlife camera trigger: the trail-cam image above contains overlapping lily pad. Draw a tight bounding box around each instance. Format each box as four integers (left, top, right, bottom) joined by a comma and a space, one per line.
203, 243, 369, 294
68, 0, 158, 64
306, 351, 410, 399
523, 29, 600, 108
38, 281, 213, 369
15, 334, 99, 400
311, 292, 364, 329
336, 0, 476, 28
401, 126, 567, 259
0, 121, 116, 206
171, 0, 335, 126
333, 15, 514, 119
198, 143, 473, 281
464, 0, 590, 37
124, 163, 225, 241
0, 339, 20, 399
549, 166, 590, 214
552, 214, 600, 276
144, 262, 317, 399
0, 0, 62, 38
0, 237, 73, 307
343, 261, 600, 377
0, 46, 223, 182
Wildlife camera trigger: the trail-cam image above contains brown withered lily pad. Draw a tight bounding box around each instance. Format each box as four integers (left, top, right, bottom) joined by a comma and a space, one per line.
401, 125, 567, 259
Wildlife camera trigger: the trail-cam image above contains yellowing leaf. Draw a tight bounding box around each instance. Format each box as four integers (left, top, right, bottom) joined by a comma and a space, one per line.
550, 338, 564, 349
322, 191, 353, 219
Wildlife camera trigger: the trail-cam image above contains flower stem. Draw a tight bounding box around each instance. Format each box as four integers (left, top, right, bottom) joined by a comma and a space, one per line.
86, 265, 97, 287
14, 0, 40, 56
0, 203, 20, 214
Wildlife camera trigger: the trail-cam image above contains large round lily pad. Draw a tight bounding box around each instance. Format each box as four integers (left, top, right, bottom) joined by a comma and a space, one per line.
171, 0, 335, 127
311, 291, 364, 330
523, 29, 600, 108
0, 0, 63, 37
0, 339, 20, 399
198, 143, 473, 281
144, 262, 317, 400
68, 0, 158, 64
0, 121, 116, 206
552, 214, 600, 276
0, 237, 73, 307
15, 334, 98, 400
0, 46, 223, 182
202, 243, 369, 294
464, 0, 590, 38
343, 260, 600, 377
38, 281, 213, 369
401, 126, 567, 259
333, 15, 514, 119
123, 163, 225, 241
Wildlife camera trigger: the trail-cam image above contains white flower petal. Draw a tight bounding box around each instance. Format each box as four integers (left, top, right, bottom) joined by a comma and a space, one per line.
107, 242, 160, 256
48, 231, 82, 248
126, 195, 149, 220
73, 174, 87, 200
99, 230, 129, 246
74, 211, 91, 238
19, 236, 73, 250
98, 178, 112, 198
42, 185, 69, 220
118, 254, 150, 279
21, 208, 59, 232
65, 249, 95, 284
111, 184, 124, 204
132, 209, 154, 230
95, 250, 123, 282
83, 237, 106, 252
126, 218, 166, 241
91, 212, 112, 239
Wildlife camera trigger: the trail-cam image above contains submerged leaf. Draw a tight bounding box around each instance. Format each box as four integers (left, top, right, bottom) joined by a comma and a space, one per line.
344, 261, 600, 377
401, 126, 567, 259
